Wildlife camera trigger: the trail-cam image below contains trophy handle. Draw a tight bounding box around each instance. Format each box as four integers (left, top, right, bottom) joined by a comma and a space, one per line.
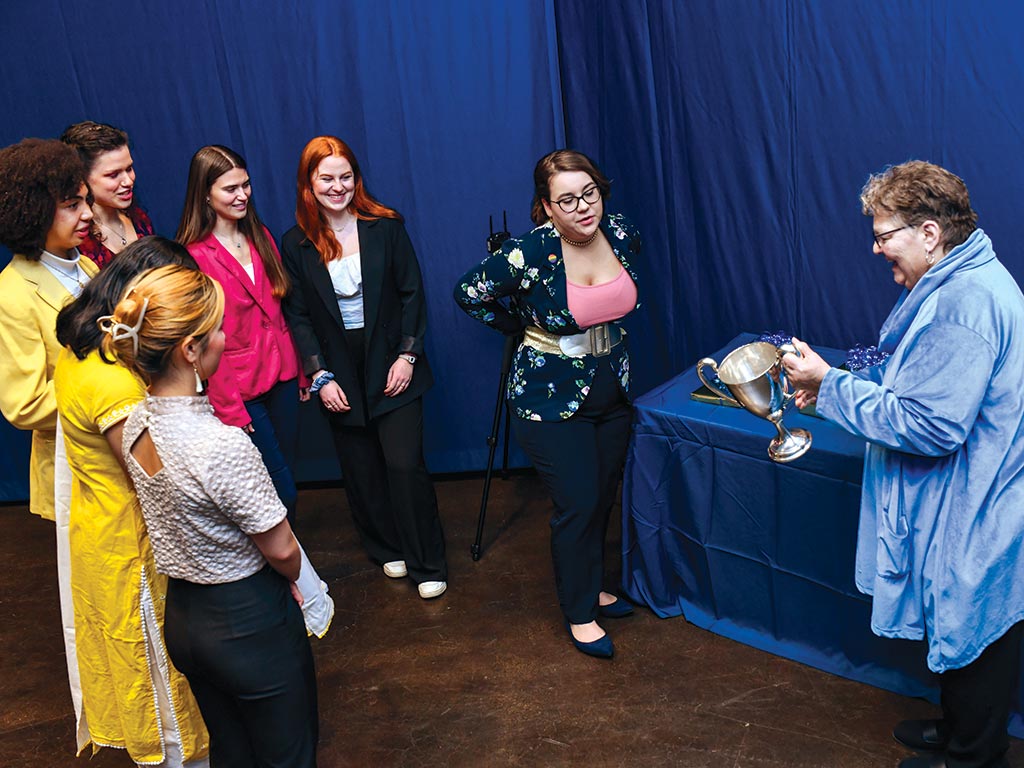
696, 358, 738, 405
778, 342, 802, 405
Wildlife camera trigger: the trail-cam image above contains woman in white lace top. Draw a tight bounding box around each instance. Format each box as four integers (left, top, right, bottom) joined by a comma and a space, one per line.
107, 264, 319, 767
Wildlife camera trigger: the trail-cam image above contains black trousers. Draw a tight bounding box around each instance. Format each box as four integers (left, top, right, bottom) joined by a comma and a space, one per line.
164, 567, 319, 768
512, 358, 633, 624
329, 328, 447, 583
939, 620, 1023, 768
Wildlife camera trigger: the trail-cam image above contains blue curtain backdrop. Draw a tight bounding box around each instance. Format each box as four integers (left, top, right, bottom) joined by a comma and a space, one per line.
0, 0, 564, 498
555, 0, 1024, 393
4, 0, 1024, 499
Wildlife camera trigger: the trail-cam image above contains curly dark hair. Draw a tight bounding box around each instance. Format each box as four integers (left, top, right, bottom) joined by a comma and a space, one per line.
0, 138, 89, 260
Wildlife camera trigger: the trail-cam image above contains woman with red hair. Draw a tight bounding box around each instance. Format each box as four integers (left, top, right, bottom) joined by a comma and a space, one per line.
281, 136, 448, 599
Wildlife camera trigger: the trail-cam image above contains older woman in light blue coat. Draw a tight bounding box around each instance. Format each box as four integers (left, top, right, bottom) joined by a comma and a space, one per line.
784, 161, 1024, 768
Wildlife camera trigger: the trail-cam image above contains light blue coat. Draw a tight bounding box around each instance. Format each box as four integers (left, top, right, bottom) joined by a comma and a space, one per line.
817, 229, 1024, 673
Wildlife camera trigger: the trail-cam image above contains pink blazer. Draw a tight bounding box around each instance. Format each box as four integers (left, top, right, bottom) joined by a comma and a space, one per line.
188, 230, 304, 428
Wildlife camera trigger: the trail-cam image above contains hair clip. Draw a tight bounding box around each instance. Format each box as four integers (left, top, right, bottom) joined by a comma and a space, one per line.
98, 296, 149, 356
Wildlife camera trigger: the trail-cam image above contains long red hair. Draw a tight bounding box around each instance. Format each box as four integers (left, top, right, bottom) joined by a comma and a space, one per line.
295, 136, 400, 264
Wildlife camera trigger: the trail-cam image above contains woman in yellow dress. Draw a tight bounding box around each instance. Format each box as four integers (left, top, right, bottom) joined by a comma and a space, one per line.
53, 237, 209, 767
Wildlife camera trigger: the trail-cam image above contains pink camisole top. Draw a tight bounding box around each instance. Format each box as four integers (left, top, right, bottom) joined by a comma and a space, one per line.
566, 267, 638, 329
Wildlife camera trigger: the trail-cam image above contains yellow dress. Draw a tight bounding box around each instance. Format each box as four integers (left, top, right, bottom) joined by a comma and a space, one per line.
54, 348, 208, 763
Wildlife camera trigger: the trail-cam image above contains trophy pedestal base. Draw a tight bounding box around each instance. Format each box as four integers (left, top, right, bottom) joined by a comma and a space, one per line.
768, 428, 812, 463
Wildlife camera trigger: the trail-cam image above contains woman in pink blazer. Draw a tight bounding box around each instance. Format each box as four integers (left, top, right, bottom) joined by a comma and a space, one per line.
177, 145, 306, 523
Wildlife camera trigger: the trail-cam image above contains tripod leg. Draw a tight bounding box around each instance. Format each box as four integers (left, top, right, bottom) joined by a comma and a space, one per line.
472, 333, 521, 561
500, 402, 512, 480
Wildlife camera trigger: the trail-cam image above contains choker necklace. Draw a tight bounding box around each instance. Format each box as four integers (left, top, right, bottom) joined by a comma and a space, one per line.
558, 229, 598, 248
100, 218, 128, 246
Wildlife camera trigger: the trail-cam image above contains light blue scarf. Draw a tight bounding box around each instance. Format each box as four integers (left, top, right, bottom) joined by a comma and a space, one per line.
878, 228, 994, 354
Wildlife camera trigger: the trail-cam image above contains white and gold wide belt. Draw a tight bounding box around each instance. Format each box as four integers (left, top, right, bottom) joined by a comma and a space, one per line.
523, 323, 624, 358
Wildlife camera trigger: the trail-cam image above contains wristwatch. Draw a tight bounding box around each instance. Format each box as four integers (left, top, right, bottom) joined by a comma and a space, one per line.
399, 353, 417, 365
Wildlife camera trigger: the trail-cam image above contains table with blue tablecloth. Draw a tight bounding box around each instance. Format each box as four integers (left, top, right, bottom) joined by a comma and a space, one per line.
621, 332, 1024, 735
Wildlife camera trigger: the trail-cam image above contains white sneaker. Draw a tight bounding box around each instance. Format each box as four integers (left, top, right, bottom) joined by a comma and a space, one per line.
417, 581, 447, 599
383, 560, 407, 578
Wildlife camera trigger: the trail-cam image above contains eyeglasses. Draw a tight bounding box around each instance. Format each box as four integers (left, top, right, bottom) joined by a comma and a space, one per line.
873, 225, 910, 248
550, 185, 601, 213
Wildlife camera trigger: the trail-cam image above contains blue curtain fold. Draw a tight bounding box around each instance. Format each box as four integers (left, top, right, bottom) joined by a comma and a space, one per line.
4, 0, 1024, 496
0, 0, 565, 494
556, 0, 1024, 396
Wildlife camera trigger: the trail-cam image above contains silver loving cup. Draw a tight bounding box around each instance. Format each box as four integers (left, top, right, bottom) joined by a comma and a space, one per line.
696, 341, 812, 463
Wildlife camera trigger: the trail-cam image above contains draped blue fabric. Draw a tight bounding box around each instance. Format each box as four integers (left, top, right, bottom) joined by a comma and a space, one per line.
0, 0, 564, 493
556, 0, 1024, 395
4, 0, 1024, 496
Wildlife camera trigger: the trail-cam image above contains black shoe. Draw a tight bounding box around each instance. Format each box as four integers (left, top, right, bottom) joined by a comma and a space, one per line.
565, 622, 614, 659
897, 754, 946, 768
599, 597, 634, 619
893, 719, 949, 753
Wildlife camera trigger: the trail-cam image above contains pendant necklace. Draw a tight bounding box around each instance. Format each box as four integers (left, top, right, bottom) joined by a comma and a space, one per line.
47, 258, 84, 289
101, 218, 128, 246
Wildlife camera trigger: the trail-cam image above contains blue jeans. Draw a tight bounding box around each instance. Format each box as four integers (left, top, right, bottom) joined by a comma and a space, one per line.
244, 379, 299, 526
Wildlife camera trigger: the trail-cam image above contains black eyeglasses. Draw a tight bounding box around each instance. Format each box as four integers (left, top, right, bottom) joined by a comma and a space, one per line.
873, 225, 910, 248
551, 185, 601, 213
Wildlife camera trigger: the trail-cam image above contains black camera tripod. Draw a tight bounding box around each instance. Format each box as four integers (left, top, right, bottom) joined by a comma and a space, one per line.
471, 213, 520, 561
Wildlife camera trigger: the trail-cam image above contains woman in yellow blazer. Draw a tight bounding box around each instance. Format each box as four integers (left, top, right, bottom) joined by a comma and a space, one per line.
0, 139, 98, 520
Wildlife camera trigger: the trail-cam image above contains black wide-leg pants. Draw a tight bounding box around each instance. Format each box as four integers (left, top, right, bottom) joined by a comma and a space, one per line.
512, 358, 633, 624
327, 327, 447, 584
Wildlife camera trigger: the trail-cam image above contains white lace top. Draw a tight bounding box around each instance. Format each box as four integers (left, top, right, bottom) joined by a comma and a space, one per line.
122, 396, 286, 584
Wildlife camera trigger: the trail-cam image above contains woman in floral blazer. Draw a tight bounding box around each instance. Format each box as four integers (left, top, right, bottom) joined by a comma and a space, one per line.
454, 150, 641, 659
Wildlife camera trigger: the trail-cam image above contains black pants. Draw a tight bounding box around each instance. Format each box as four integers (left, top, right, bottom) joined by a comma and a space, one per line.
329, 328, 447, 583
165, 567, 319, 768
512, 358, 633, 624
939, 620, 1023, 768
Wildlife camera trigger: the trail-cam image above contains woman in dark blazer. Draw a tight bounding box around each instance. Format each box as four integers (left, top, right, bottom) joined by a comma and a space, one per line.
281, 135, 447, 599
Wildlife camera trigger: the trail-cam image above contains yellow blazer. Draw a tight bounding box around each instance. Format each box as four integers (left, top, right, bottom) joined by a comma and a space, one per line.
0, 254, 99, 519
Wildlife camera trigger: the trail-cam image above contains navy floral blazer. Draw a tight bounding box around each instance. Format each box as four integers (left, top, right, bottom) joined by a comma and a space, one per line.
453, 213, 641, 421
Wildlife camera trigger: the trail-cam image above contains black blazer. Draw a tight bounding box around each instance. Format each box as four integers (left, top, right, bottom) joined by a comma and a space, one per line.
280, 217, 434, 426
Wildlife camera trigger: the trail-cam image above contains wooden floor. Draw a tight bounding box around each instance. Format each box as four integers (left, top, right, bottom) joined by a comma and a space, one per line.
1, 474, 1020, 767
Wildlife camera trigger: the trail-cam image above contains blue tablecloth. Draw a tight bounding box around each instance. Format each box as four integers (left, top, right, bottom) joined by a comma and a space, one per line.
622, 333, 1024, 734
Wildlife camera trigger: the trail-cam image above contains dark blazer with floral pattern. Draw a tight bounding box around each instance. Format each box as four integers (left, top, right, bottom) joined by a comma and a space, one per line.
453, 213, 641, 421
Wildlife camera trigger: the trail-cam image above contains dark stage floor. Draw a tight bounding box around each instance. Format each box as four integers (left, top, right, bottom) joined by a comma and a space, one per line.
1, 474, 1020, 767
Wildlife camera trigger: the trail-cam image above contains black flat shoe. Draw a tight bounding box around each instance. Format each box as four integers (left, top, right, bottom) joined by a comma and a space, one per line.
893, 719, 949, 753
565, 622, 614, 659
599, 597, 634, 619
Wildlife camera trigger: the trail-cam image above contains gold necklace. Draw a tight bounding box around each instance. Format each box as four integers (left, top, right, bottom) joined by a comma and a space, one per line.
558, 229, 598, 248
330, 217, 357, 236
47, 258, 84, 288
